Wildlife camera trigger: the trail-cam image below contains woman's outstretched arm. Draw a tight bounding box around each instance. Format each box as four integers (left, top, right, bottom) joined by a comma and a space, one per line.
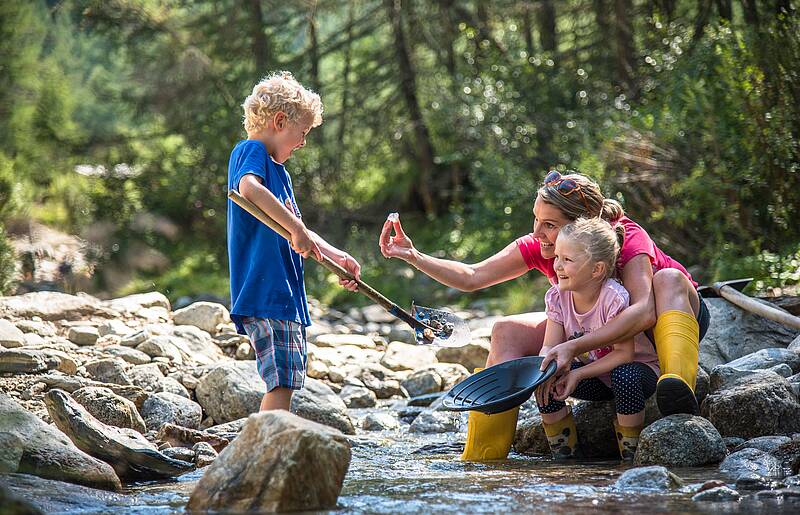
379, 217, 530, 292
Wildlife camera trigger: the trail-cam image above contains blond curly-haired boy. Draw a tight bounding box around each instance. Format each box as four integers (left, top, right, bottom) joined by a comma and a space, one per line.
228, 71, 361, 411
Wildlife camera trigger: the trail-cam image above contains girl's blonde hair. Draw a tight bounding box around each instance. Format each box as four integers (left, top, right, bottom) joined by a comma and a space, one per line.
559, 217, 625, 279
242, 71, 323, 134
538, 172, 625, 223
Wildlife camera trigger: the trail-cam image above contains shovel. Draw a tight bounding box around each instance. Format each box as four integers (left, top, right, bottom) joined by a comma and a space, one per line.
698, 278, 800, 330
441, 356, 558, 414
228, 189, 471, 347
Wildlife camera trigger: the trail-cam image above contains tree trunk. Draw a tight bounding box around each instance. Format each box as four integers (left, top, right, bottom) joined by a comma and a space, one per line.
245, 0, 268, 72
335, 2, 355, 173
740, 0, 759, 26
307, 9, 321, 94
386, 0, 436, 216
522, 2, 535, 56
715, 0, 732, 20
439, 0, 458, 76
614, 0, 637, 97
687, 0, 713, 56
538, 0, 557, 53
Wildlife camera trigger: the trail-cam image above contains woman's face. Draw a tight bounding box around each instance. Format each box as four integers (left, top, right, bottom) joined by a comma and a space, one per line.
532, 195, 572, 259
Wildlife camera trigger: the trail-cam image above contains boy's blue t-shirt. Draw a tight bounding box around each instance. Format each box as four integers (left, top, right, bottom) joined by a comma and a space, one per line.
227, 140, 311, 333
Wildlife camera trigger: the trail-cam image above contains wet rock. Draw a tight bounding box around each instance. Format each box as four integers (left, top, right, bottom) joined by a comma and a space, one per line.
786, 475, 800, 487
723, 437, 746, 452
435, 340, 490, 372
702, 373, 800, 438
700, 298, 799, 371
0, 320, 25, 348
339, 385, 377, 408
0, 349, 58, 374
0, 432, 23, 473
161, 446, 195, 462
290, 378, 355, 435
192, 441, 218, 467
172, 302, 229, 335
140, 392, 203, 431
401, 369, 443, 397
104, 346, 151, 365
769, 439, 800, 474
0, 474, 132, 514
613, 466, 684, 491
314, 334, 377, 349
695, 366, 710, 406
361, 412, 400, 431
396, 405, 425, 424
83, 358, 132, 385
719, 448, 784, 480
0, 392, 121, 491
380, 341, 437, 371
409, 409, 463, 433
44, 389, 194, 481
635, 414, 727, 467
734, 473, 779, 491
754, 487, 800, 499
514, 410, 550, 455
67, 326, 99, 346
573, 400, 619, 459
0, 291, 114, 321
692, 486, 741, 502
72, 387, 146, 433
156, 423, 230, 453
186, 411, 350, 513
735, 436, 791, 453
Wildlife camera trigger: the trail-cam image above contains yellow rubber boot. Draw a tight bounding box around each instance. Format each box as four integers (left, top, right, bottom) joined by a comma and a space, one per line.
542, 409, 578, 459
654, 310, 700, 416
614, 420, 643, 461
460, 368, 519, 461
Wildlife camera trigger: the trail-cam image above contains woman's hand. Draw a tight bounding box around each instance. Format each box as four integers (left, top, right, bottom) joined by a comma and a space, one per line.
379, 215, 416, 262
554, 371, 581, 401
540, 341, 577, 376
337, 254, 361, 292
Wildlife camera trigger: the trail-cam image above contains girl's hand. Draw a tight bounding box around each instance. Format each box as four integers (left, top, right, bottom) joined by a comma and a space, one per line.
554, 371, 581, 401
337, 254, 361, 292
535, 375, 558, 407
379, 214, 416, 262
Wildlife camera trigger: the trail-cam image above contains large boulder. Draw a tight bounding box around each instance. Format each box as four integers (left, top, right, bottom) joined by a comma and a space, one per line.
514, 411, 550, 455
723, 348, 800, 374
634, 415, 726, 467
699, 298, 799, 371
701, 373, 800, 438
186, 411, 350, 513
72, 387, 146, 433
0, 393, 121, 491
710, 366, 792, 392
195, 361, 263, 423
719, 447, 784, 480
44, 389, 194, 481
171, 302, 230, 335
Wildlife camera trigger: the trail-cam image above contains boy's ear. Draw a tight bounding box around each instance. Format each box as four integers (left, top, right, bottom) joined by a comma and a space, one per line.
272, 112, 287, 130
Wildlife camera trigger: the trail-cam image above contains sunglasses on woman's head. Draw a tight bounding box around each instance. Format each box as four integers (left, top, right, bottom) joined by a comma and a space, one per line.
543, 170, 592, 214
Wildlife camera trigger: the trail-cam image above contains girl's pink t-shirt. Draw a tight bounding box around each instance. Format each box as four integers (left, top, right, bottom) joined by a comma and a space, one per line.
515, 216, 697, 287
545, 279, 660, 387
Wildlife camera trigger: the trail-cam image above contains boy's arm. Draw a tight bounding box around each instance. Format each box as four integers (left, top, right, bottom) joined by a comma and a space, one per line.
239, 174, 321, 260
309, 231, 362, 291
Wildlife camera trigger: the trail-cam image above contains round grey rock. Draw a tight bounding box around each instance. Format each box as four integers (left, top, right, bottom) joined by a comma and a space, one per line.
692, 486, 741, 502
719, 447, 784, 480
635, 415, 726, 467
613, 466, 684, 491
72, 386, 146, 433
140, 392, 203, 431
339, 385, 376, 408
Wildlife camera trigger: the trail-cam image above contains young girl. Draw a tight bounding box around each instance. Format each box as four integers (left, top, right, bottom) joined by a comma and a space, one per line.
534, 218, 659, 461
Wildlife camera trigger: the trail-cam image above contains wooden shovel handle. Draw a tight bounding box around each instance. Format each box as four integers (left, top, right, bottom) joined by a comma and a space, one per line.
227, 189, 423, 329
717, 284, 800, 331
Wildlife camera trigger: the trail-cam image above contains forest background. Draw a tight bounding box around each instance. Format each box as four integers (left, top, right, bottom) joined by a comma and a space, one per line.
1, 0, 798, 314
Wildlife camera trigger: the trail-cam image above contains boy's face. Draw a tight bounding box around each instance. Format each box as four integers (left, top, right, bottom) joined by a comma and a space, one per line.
271, 112, 313, 164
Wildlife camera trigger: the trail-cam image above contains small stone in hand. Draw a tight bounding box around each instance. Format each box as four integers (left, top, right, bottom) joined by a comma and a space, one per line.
387, 212, 399, 222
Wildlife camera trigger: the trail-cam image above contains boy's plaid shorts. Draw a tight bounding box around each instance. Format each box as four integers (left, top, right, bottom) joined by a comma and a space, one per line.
241, 317, 307, 391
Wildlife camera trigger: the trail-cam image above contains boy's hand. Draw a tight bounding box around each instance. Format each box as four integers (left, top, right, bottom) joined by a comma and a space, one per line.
290, 225, 322, 260
379, 214, 416, 262
337, 254, 361, 292
554, 371, 581, 401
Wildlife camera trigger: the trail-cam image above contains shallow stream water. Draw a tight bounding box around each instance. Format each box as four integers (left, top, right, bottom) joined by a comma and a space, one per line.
10, 426, 800, 514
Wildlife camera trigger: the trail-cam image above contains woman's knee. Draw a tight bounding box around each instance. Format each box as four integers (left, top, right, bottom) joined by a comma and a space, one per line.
653, 268, 691, 296
489, 314, 546, 353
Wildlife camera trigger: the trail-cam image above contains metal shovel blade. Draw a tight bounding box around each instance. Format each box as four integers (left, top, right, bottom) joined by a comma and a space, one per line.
698, 278, 752, 298
411, 304, 471, 347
